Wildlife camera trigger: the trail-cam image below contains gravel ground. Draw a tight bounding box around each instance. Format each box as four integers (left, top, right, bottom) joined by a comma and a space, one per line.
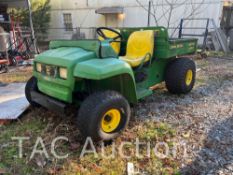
134, 57, 233, 175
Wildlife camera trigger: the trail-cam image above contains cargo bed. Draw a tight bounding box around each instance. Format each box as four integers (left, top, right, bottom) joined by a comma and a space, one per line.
120, 27, 198, 59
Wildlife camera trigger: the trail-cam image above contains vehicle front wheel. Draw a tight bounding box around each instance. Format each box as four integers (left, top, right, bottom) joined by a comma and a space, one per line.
165, 58, 196, 94
77, 91, 131, 141
25, 76, 40, 107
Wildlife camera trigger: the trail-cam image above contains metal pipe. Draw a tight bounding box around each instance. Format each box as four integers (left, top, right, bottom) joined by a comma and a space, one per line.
178, 19, 184, 38
147, 0, 151, 27
26, 0, 38, 54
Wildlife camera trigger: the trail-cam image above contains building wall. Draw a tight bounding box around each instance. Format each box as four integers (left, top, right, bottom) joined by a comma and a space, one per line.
48, 0, 224, 40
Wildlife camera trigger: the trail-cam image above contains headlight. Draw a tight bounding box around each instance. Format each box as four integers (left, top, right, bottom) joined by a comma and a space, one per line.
59, 68, 67, 79
36, 63, 42, 72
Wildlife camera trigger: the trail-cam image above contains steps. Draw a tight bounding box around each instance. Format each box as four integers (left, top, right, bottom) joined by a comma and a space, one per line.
207, 28, 229, 52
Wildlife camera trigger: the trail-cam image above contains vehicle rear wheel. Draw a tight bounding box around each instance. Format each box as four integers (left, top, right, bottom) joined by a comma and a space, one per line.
77, 91, 131, 141
25, 76, 40, 107
165, 58, 196, 94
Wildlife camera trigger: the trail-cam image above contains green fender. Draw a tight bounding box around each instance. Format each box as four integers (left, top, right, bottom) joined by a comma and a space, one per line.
73, 58, 138, 103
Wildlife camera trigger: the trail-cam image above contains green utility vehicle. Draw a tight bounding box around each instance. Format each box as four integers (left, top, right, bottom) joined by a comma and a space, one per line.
26, 26, 197, 141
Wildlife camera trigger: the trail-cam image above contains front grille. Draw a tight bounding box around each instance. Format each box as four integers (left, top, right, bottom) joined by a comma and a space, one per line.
41, 64, 58, 78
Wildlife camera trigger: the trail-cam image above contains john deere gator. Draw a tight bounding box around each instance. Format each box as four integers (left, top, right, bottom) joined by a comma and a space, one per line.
25, 26, 197, 141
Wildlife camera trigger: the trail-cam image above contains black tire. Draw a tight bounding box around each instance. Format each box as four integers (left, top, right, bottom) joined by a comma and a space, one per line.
165, 58, 196, 94
229, 29, 233, 51
0, 65, 7, 73
25, 76, 40, 107
77, 91, 131, 141
4, 65, 8, 73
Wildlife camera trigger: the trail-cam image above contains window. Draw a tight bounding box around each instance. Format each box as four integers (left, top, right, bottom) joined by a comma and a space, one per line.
63, 13, 73, 31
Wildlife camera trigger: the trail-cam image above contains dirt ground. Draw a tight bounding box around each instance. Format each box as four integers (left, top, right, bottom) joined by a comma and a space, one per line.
134, 57, 233, 175
0, 57, 233, 175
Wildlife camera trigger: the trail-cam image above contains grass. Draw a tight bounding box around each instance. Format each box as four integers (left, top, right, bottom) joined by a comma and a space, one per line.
0, 66, 185, 174
0, 66, 32, 83
0, 108, 181, 175
0, 58, 212, 174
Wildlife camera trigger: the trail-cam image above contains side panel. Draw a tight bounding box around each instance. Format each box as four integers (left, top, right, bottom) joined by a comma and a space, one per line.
136, 59, 170, 89
87, 74, 137, 104
73, 58, 138, 103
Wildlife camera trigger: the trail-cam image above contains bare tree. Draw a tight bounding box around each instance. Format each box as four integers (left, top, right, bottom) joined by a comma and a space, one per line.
135, 0, 159, 25
135, 0, 207, 31
164, 0, 187, 28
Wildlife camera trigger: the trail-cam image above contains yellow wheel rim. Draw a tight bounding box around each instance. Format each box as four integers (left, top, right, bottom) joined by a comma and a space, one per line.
185, 70, 193, 86
101, 109, 121, 133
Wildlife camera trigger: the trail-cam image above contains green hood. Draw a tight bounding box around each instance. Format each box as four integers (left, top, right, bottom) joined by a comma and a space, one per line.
35, 47, 96, 68
34, 47, 96, 102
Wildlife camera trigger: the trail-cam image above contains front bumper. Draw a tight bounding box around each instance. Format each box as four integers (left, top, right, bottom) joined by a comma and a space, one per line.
31, 91, 67, 114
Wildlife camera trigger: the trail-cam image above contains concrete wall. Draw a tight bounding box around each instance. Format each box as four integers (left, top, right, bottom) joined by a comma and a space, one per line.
48, 0, 224, 40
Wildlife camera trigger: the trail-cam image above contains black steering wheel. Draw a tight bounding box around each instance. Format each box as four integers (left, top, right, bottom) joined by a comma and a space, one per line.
96, 27, 122, 41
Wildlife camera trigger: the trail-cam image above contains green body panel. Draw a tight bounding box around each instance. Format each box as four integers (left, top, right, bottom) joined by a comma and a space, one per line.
34, 45, 98, 102
137, 59, 170, 88
74, 58, 134, 80
36, 47, 96, 67
157, 38, 198, 59
73, 58, 137, 103
33, 26, 198, 105
84, 74, 137, 103
49, 40, 100, 57
134, 59, 169, 99
35, 74, 71, 102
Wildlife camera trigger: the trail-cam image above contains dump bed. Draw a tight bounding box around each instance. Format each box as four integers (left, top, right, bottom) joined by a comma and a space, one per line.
156, 37, 198, 59
120, 27, 198, 59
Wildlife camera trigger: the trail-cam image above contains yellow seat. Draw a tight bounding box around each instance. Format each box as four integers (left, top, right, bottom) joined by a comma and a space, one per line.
119, 30, 154, 68
98, 29, 121, 55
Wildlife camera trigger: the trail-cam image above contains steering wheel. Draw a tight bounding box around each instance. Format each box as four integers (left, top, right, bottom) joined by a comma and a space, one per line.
96, 27, 122, 41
